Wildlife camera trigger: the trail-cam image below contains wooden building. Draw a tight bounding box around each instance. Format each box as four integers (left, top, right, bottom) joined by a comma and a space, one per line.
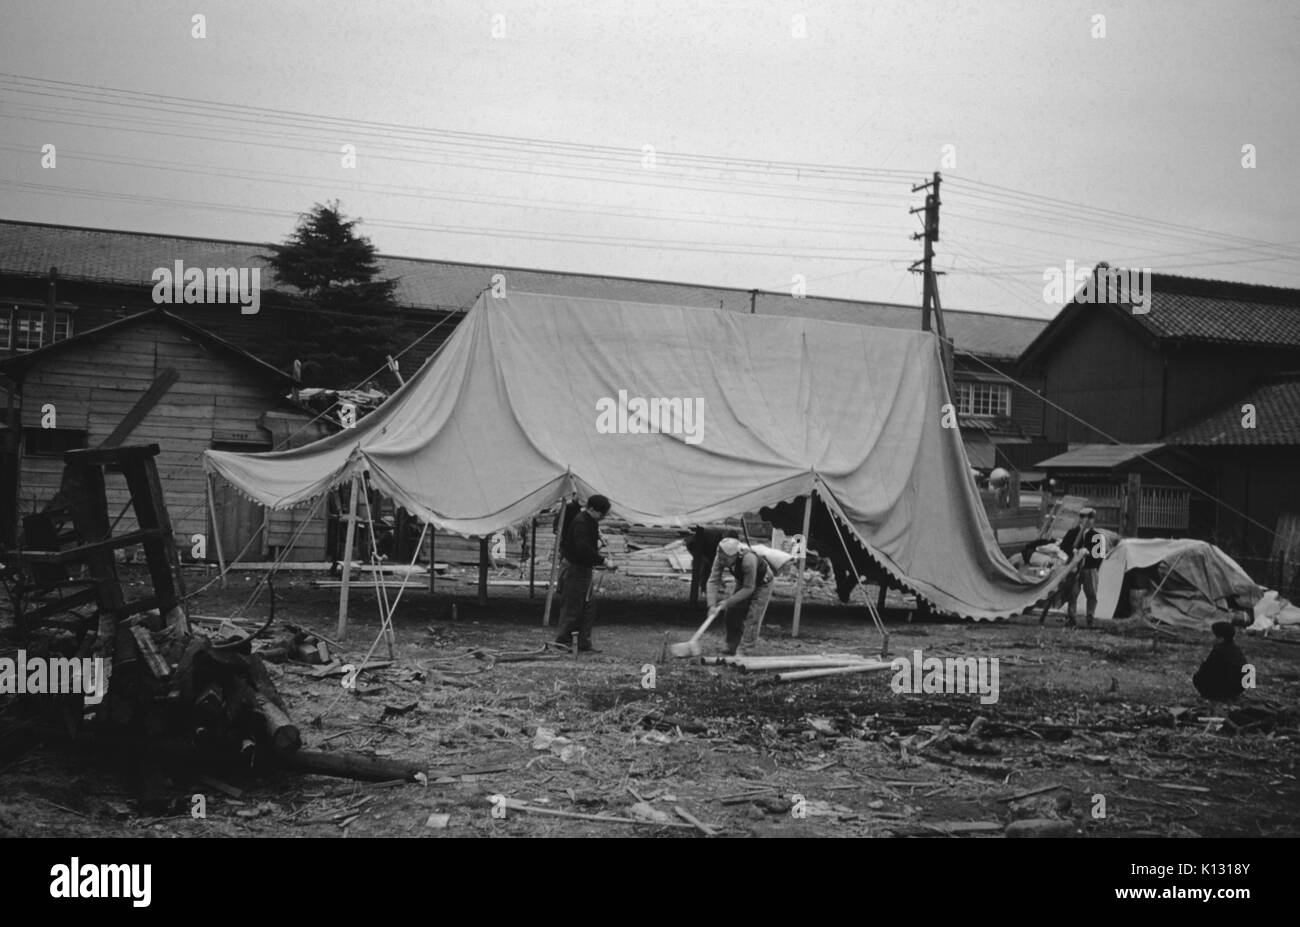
0, 309, 332, 561
1019, 269, 1300, 445
1020, 267, 1300, 577
1163, 375, 1300, 584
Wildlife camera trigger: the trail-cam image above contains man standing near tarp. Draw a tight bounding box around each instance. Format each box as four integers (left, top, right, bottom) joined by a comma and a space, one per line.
1060, 507, 1104, 628
707, 538, 792, 655
553, 494, 612, 653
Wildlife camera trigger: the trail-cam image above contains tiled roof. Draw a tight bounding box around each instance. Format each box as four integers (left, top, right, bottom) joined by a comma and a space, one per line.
1036, 443, 1166, 469
1021, 267, 1300, 364
1165, 379, 1300, 446
0, 219, 1045, 359
1132, 289, 1300, 346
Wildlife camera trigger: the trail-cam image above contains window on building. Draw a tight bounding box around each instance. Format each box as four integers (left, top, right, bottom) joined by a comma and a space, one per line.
956, 381, 1011, 418
2, 308, 73, 351
24, 427, 88, 458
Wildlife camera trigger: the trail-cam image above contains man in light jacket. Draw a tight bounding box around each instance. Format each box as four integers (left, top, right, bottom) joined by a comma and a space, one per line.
706, 538, 795, 654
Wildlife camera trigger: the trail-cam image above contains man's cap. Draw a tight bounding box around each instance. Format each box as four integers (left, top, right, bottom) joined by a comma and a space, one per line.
586, 494, 611, 514
1079, 506, 1096, 516
718, 537, 743, 558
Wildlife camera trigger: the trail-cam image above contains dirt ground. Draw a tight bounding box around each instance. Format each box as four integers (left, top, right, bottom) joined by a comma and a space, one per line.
2, 564, 1299, 838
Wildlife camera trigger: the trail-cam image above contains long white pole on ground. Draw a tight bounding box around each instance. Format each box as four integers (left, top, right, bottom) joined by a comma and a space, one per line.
337, 475, 360, 639
791, 491, 813, 638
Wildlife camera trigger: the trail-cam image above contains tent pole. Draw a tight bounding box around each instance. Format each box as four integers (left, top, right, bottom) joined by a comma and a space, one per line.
792, 492, 813, 638
529, 517, 537, 599
822, 489, 890, 658
542, 502, 566, 627
428, 526, 436, 594
206, 473, 227, 589
478, 536, 489, 606
359, 476, 396, 658
337, 474, 360, 639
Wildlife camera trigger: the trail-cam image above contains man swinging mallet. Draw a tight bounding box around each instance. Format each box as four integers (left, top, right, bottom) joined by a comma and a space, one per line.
705, 538, 794, 655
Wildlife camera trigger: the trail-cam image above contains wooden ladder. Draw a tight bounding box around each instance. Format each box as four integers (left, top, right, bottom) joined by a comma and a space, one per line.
16, 444, 188, 699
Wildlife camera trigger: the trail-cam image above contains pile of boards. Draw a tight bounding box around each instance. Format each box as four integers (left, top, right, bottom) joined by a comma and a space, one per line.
702, 652, 894, 682
620, 538, 694, 578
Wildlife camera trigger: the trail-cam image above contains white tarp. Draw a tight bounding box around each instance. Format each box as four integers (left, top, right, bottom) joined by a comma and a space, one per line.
205, 291, 1068, 619
1095, 537, 1260, 628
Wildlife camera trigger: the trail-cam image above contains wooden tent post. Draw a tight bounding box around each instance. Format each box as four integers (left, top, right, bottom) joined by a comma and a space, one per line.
337, 475, 360, 639
529, 517, 537, 599
542, 505, 565, 627
791, 492, 813, 638
206, 473, 227, 589
434, 520, 444, 592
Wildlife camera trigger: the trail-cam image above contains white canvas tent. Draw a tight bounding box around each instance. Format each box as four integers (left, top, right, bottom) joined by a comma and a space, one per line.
204, 291, 1068, 626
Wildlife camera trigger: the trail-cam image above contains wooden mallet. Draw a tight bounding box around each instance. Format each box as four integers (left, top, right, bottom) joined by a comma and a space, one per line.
669, 606, 723, 658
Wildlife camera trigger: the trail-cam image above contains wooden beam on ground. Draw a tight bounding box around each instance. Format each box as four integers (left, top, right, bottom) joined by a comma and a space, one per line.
337, 475, 360, 639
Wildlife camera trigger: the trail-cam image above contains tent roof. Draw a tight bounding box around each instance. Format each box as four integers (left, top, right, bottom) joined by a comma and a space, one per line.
205, 291, 1061, 619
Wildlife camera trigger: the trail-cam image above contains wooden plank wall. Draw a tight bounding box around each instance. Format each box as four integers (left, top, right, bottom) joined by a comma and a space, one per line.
16, 318, 329, 562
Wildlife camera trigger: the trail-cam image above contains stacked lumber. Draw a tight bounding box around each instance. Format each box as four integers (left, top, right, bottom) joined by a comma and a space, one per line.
624, 526, 691, 549
702, 652, 895, 682
620, 539, 693, 577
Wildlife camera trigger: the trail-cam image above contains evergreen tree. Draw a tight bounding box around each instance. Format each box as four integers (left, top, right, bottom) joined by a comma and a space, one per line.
262, 202, 402, 387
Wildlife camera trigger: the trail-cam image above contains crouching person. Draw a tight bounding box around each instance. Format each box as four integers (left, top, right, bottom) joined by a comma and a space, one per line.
1193, 621, 1248, 701
706, 538, 793, 655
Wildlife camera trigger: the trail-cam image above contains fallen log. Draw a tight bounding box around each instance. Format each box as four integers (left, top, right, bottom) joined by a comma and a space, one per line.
774, 661, 896, 682
284, 749, 428, 782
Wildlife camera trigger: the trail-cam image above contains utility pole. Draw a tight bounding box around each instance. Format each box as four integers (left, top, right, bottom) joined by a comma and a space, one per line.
45, 266, 59, 348
910, 173, 955, 397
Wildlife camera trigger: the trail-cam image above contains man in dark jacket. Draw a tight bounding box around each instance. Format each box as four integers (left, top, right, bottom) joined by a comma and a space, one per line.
1193, 621, 1248, 701
1059, 507, 1105, 627
553, 494, 611, 652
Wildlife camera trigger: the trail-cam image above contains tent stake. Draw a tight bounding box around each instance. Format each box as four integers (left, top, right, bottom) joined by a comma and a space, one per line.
792, 491, 813, 638
337, 475, 360, 640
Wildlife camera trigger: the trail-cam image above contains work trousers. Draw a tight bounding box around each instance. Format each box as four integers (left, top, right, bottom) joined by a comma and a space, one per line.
1067, 567, 1099, 621
724, 580, 776, 652
554, 561, 595, 647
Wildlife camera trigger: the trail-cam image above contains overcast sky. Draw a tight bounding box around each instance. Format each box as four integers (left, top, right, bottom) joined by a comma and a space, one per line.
2, 0, 1297, 318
